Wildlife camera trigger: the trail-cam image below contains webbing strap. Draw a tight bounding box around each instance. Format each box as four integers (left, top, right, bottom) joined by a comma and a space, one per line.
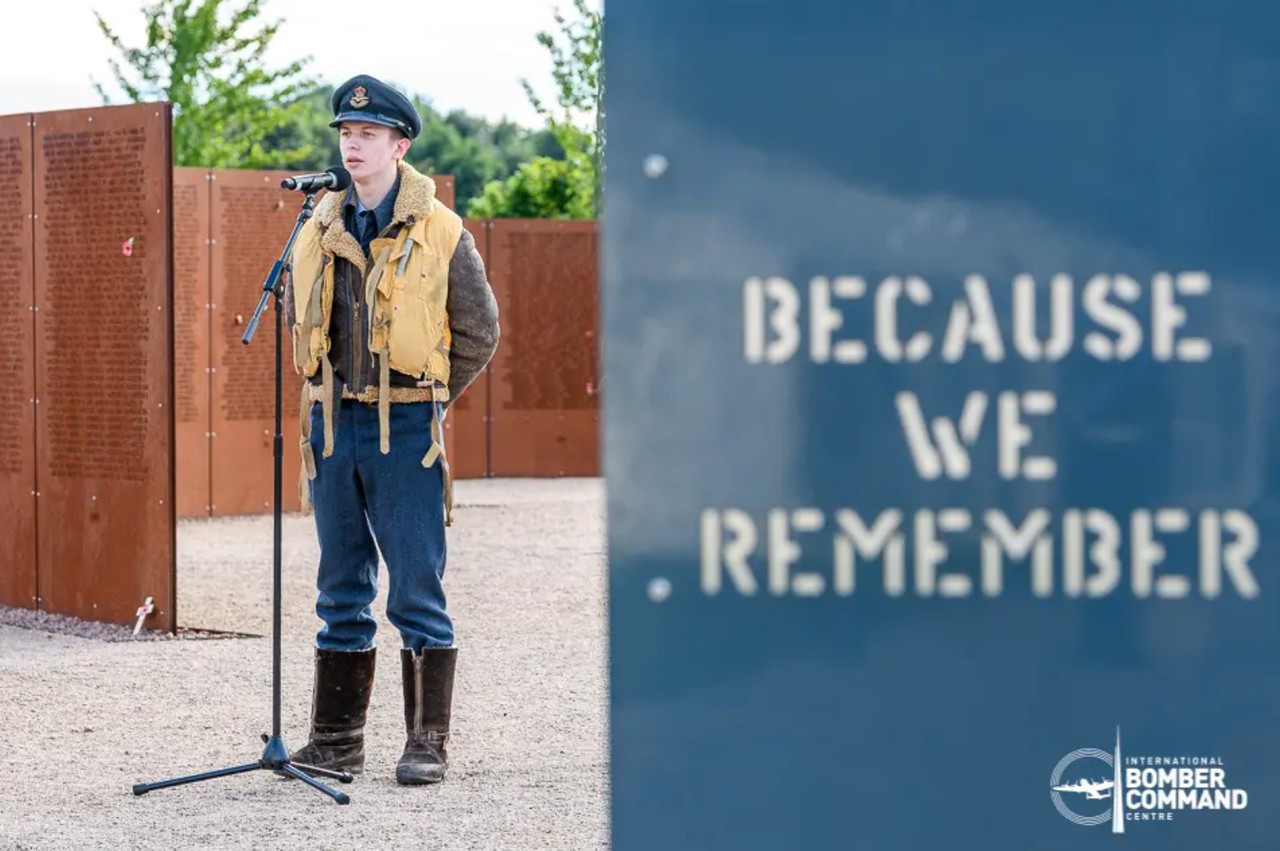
298, 379, 316, 515
321, 356, 336, 458
367, 244, 395, 457
366, 246, 392, 307
379, 351, 392, 454
396, 237, 415, 277
422, 401, 453, 526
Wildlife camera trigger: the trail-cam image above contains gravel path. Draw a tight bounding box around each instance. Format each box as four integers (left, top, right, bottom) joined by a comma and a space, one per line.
0, 478, 608, 851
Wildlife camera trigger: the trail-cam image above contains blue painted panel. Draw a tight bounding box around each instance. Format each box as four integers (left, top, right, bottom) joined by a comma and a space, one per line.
605, 3, 1280, 848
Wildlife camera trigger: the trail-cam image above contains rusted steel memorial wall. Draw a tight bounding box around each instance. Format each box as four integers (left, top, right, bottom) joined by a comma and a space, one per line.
0, 113, 37, 611
487, 219, 600, 478
172, 167, 210, 519
0, 103, 177, 631
207, 168, 308, 517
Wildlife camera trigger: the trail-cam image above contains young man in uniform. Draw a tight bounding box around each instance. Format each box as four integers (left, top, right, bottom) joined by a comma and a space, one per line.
283, 74, 499, 785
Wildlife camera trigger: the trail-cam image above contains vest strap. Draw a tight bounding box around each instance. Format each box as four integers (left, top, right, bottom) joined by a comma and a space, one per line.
379, 350, 392, 454
422, 401, 453, 527
298, 378, 315, 516
321, 355, 336, 459
367, 245, 392, 305
396, 237, 415, 277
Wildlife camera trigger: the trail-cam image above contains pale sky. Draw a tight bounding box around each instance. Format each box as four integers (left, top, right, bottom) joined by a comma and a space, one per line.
2, 0, 600, 129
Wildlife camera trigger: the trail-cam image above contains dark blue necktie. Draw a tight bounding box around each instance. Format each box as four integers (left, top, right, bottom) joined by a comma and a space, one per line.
359, 210, 378, 252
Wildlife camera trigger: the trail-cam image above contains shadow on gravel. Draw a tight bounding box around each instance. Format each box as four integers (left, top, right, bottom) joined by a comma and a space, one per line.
0, 605, 262, 642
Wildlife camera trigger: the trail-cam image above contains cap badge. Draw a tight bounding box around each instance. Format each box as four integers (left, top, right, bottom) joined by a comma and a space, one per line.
349, 86, 370, 109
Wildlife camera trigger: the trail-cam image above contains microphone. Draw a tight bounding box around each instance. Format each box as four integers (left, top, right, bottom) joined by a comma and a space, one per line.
280, 166, 351, 192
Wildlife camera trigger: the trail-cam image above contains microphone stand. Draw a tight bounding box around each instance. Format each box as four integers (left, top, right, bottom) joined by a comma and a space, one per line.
132, 187, 353, 805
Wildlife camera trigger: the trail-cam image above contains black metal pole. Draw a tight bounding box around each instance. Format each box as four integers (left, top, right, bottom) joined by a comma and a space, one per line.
273, 239, 284, 739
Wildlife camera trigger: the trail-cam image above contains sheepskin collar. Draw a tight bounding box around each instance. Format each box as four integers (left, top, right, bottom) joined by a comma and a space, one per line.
313, 159, 439, 274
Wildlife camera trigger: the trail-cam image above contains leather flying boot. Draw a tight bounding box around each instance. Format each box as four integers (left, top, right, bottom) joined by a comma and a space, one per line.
396, 646, 457, 785
291, 647, 377, 776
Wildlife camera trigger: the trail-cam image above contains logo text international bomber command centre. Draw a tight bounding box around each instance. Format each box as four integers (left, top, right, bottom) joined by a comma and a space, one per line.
1050, 727, 1247, 833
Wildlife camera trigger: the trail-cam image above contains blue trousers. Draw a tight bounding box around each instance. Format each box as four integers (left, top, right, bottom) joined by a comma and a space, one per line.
307, 400, 452, 652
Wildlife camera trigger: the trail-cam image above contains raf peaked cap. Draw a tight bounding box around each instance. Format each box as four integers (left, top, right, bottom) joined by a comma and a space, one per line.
329, 75, 422, 139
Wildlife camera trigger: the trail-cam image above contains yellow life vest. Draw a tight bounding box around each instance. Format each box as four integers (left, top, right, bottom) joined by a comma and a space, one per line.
288, 160, 463, 521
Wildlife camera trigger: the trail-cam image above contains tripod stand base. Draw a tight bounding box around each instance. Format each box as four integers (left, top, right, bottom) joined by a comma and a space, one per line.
132, 734, 355, 805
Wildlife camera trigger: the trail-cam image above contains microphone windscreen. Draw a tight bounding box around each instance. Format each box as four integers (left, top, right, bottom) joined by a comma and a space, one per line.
326, 166, 352, 191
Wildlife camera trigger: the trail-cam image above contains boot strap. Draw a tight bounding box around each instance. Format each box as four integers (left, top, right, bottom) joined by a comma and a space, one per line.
310, 725, 366, 744
404, 732, 448, 755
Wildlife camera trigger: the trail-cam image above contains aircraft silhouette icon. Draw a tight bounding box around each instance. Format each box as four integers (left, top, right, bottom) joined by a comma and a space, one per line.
1052, 778, 1114, 800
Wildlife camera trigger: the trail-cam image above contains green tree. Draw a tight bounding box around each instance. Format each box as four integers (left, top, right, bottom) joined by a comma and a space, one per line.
469, 0, 603, 218
92, 0, 317, 168
523, 0, 603, 213
257, 86, 337, 170
466, 155, 593, 220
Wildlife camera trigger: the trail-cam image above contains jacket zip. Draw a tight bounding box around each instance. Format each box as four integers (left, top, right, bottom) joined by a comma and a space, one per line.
349, 271, 362, 391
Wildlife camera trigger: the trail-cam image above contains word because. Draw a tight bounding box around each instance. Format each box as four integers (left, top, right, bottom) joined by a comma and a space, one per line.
744, 273, 1211, 364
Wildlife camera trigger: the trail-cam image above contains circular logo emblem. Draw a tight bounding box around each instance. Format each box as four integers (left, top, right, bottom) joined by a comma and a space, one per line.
1050, 748, 1114, 826
349, 86, 370, 109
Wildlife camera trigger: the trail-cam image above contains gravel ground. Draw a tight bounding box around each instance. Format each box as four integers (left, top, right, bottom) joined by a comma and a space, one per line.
0, 478, 609, 851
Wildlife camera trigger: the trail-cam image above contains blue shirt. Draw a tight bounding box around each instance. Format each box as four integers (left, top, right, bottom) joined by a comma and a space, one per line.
343, 172, 401, 255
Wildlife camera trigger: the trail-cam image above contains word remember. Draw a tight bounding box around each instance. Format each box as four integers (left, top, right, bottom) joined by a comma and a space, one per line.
703, 271, 1263, 600
700, 507, 1259, 599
